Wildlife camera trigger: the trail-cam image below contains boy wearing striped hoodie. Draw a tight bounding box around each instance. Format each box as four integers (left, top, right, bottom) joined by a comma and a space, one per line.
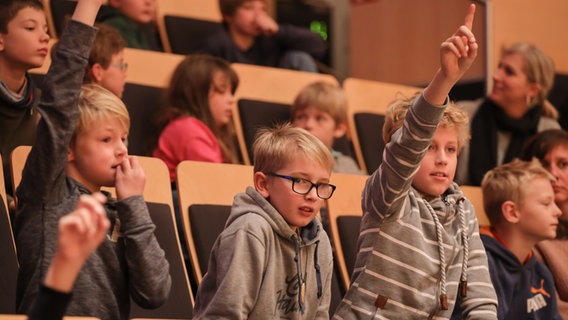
334, 4, 498, 319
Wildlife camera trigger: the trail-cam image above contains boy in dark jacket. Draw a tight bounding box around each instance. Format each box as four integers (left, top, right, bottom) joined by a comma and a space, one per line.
0, 0, 49, 209
204, 0, 326, 72
481, 158, 562, 319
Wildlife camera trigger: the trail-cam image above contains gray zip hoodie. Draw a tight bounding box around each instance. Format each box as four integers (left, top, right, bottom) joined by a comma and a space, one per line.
193, 186, 333, 319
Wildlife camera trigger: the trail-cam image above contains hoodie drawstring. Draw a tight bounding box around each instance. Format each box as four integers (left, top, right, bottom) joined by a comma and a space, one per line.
424, 200, 449, 310
313, 240, 322, 298
293, 234, 305, 315
457, 198, 469, 297
424, 197, 471, 311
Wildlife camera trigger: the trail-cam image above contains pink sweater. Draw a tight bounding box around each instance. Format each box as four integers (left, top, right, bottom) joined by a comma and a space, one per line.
153, 116, 224, 182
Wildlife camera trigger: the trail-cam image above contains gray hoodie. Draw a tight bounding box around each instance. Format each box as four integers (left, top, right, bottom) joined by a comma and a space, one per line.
193, 186, 333, 319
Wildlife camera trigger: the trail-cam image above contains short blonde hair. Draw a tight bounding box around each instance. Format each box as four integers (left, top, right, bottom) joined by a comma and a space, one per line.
73, 84, 130, 142
252, 123, 333, 174
291, 81, 348, 124
481, 158, 554, 226
382, 93, 470, 151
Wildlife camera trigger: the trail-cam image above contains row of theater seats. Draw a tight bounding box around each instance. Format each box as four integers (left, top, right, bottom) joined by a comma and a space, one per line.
30, 41, 423, 174
1, 145, 489, 318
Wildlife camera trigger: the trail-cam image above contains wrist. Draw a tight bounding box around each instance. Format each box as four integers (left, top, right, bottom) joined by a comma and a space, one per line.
44, 254, 85, 293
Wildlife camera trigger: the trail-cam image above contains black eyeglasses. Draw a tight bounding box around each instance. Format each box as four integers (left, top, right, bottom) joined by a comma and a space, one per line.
268, 173, 336, 200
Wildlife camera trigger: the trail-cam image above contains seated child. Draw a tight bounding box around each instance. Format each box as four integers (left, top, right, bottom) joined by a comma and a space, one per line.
193, 124, 334, 318
97, 0, 160, 51
84, 23, 128, 98
480, 158, 562, 319
292, 81, 364, 175
334, 4, 499, 319
203, 0, 326, 72
28, 193, 110, 320
14, 1, 171, 318
153, 54, 241, 183
0, 0, 50, 209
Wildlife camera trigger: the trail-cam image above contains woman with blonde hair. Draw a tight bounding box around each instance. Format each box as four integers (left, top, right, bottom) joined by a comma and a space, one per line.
456, 42, 560, 186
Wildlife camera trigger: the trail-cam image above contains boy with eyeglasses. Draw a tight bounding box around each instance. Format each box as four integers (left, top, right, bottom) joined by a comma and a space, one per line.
193, 123, 335, 319
51, 23, 127, 98
84, 23, 127, 98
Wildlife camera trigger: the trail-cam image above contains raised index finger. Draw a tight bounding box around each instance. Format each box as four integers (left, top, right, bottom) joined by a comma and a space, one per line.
464, 3, 476, 30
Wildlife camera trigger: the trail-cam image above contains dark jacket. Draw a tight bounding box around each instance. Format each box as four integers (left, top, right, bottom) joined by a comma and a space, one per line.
0, 73, 40, 200
481, 227, 562, 320
203, 24, 326, 67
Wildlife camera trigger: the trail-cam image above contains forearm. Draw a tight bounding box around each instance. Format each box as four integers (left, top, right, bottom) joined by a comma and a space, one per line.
424, 68, 459, 106
71, 0, 102, 26
19, 21, 97, 203
118, 196, 171, 307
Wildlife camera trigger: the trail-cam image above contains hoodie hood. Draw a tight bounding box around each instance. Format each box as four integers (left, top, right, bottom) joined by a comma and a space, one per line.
480, 227, 536, 270
227, 186, 323, 245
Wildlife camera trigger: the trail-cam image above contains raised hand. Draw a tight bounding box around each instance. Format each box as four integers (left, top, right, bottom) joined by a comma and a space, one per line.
115, 156, 146, 200
424, 3, 478, 105
72, 0, 103, 26
439, 3, 478, 83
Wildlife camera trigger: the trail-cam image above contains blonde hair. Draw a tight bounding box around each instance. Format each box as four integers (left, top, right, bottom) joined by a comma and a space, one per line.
502, 42, 558, 119
291, 81, 348, 124
481, 158, 554, 226
73, 84, 130, 142
252, 123, 333, 174
382, 93, 470, 151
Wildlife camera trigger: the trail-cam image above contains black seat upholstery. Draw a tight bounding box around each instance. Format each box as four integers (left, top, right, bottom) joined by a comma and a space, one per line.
130, 202, 193, 319
0, 194, 18, 313
237, 99, 291, 162
187, 204, 231, 277
164, 16, 223, 55
122, 83, 166, 156
353, 112, 385, 174
336, 215, 362, 279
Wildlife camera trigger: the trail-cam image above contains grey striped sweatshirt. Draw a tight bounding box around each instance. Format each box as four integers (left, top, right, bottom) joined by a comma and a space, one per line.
334, 93, 498, 319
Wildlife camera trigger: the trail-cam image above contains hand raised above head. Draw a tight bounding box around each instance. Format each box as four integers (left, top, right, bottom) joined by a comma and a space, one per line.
439, 3, 478, 82
424, 3, 478, 105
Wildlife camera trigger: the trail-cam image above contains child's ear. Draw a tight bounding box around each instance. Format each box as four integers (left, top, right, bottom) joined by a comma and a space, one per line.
501, 200, 520, 223
333, 122, 348, 139
67, 145, 75, 162
90, 63, 104, 83
253, 171, 270, 198
0, 34, 5, 51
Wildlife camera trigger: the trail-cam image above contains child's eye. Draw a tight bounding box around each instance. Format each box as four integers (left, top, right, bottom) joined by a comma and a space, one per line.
447, 146, 457, 153
102, 137, 111, 143
557, 161, 568, 169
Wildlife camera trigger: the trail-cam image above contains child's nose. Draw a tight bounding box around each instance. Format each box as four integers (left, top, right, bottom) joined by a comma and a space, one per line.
436, 151, 448, 165
116, 141, 128, 156
40, 31, 50, 43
